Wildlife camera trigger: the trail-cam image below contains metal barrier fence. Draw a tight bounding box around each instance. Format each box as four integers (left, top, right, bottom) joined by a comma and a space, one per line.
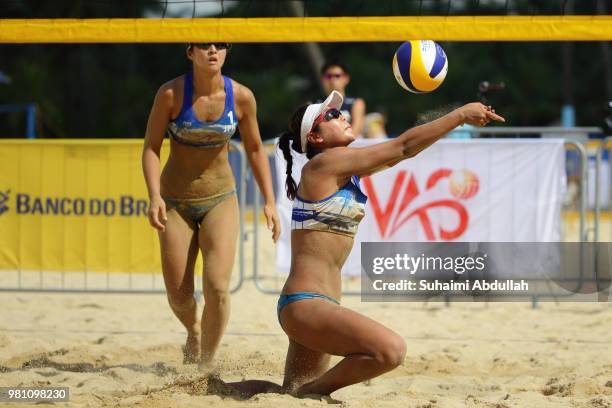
252, 131, 602, 300
0, 103, 37, 139
1, 130, 608, 300
0, 140, 247, 296
595, 136, 612, 242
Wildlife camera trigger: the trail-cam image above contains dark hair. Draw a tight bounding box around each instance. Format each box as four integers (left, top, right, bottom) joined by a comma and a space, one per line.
186, 43, 232, 52
277, 105, 310, 201
320, 61, 349, 76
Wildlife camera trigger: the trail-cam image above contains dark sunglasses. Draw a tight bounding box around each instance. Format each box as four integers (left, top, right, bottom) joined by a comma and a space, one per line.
312, 108, 343, 131
323, 73, 344, 79
192, 43, 231, 51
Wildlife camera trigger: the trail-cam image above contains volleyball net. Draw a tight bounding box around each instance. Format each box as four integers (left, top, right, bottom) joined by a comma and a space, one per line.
1, 16, 610, 43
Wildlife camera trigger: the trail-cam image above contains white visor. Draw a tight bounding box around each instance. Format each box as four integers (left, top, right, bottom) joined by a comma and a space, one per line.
299, 90, 344, 153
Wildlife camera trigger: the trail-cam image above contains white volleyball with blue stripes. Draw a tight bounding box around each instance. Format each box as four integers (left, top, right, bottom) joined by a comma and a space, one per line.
393, 40, 448, 93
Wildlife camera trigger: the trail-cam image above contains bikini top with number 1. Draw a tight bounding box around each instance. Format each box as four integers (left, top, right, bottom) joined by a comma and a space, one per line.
166, 72, 237, 148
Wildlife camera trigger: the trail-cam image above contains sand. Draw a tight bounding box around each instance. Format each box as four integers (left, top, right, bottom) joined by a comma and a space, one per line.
1, 220, 611, 407
1, 286, 611, 408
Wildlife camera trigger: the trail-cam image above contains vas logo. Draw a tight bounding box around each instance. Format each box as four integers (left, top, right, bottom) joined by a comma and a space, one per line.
0, 189, 10, 216
362, 169, 479, 240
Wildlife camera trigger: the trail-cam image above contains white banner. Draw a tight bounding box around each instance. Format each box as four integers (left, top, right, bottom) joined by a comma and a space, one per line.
275, 139, 566, 275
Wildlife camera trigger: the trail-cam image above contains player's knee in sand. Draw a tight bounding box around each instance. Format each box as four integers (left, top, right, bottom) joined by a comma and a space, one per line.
374, 333, 407, 369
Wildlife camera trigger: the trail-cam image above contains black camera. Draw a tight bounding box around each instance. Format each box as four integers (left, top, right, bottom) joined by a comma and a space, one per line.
604, 100, 612, 136
477, 81, 505, 105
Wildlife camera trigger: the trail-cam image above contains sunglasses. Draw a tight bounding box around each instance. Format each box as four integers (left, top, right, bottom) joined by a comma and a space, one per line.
312, 108, 343, 131
192, 43, 231, 51
323, 73, 345, 79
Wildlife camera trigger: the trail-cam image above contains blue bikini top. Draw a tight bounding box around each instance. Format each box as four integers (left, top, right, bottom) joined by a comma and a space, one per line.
291, 176, 368, 238
167, 72, 237, 148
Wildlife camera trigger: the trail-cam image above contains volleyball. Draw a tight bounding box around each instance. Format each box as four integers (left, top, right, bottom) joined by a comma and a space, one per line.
392, 40, 448, 93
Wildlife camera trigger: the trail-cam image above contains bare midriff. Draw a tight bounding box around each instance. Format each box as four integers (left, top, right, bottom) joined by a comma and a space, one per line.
281, 229, 355, 301
160, 139, 235, 198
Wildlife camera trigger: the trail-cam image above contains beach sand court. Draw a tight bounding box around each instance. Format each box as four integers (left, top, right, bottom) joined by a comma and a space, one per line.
1, 283, 611, 407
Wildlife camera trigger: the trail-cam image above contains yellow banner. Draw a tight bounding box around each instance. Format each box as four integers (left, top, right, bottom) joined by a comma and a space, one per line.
0, 139, 174, 273
1, 16, 611, 43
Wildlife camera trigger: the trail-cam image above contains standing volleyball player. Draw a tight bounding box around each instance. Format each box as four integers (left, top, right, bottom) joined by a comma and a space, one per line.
142, 43, 280, 367
277, 91, 503, 396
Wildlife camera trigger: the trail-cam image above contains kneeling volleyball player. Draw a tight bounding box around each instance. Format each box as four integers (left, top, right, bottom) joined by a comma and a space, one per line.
277, 91, 504, 396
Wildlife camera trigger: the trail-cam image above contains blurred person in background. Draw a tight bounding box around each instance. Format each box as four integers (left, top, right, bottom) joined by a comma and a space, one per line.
317, 61, 366, 138
364, 112, 388, 139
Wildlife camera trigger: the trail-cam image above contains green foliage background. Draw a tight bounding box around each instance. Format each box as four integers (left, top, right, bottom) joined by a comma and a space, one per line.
0, 0, 609, 138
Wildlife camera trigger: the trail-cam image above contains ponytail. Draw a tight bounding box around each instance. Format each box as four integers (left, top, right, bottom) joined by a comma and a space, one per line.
277, 104, 309, 201
278, 131, 298, 200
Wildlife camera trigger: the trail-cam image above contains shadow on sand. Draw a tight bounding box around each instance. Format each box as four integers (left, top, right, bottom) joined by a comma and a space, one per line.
193, 375, 342, 404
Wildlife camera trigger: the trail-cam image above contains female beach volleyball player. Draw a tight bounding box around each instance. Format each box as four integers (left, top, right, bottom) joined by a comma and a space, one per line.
277, 91, 504, 396
142, 43, 280, 367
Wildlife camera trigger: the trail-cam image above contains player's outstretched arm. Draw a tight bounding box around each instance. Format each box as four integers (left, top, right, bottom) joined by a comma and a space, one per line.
313, 103, 504, 178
